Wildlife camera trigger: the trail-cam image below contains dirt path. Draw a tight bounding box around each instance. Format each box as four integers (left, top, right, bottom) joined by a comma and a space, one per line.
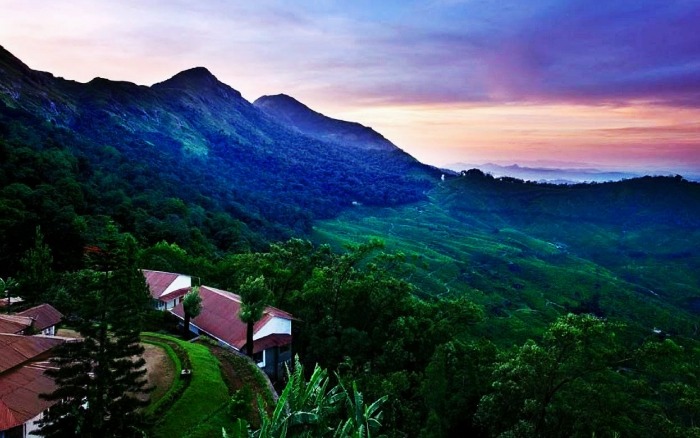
208, 345, 242, 394
141, 342, 175, 403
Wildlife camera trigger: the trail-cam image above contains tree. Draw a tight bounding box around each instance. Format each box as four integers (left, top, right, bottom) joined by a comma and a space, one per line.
17, 226, 54, 304
420, 340, 497, 437
0, 276, 18, 312
183, 285, 202, 335
475, 313, 629, 437
38, 226, 152, 438
224, 356, 387, 438
239, 275, 272, 357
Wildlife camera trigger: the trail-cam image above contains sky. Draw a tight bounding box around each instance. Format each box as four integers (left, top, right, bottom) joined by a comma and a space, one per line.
1, 0, 699, 174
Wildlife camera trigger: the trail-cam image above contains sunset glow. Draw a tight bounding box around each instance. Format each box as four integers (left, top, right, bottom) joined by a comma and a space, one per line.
1, 0, 699, 174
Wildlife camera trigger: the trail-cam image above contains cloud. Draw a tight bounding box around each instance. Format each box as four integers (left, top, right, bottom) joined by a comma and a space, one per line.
467, 0, 700, 106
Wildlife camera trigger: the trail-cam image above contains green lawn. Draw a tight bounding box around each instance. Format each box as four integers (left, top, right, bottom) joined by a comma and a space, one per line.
145, 333, 235, 438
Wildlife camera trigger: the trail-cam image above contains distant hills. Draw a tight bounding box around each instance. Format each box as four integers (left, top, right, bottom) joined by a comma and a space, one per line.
445, 162, 652, 183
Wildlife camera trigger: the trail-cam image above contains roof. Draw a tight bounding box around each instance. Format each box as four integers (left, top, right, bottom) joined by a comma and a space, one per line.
0, 333, 66, 430
0, 334, 64, 374
0, 362, 56, 430
143, 270, 181, 300
16, 304, 63, 332
171, 285, 292, 350
0, 315, 33, 335
248, 334, 292, 355
160, 287, 190, 303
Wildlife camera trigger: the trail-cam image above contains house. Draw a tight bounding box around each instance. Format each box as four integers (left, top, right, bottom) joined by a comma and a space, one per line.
0, 334, 66, 438
143, 270, 193, 310
171, 285, 293, 379
0, 315, 33, 335
15, 304, 63, 336
0, 304, 62, 336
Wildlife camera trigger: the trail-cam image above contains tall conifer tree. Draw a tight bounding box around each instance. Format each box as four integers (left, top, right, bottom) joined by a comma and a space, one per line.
38, 225, 152, 438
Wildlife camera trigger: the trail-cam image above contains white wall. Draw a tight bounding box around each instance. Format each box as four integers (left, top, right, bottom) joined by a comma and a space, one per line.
254, 317, 291, 340
161, 275, 192, 297
24, 411, 44, 437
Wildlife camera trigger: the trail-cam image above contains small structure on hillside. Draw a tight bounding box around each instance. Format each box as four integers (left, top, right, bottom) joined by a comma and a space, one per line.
15, 304, 63, 336
170, 285, 293, 380
0, 314, 33, 335
0, 304, 62, 336
143, 270, 193, 310
0, 333, 68, 438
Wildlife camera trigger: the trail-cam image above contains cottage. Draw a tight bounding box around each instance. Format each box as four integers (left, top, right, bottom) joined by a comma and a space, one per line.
143, 270, 192, 310
0, 315, 33, 335
170, 285, 293, 379
15, 304, 63, 336
0, 334, 66, 438
0, 304, 62, 336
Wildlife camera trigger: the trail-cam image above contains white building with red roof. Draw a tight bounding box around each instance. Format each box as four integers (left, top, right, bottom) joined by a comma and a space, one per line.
15, 304, 63, 336
0, 334, 67, 438
142, 270, 193, 310
170, 285, 293, 379
0, 304, 62, 337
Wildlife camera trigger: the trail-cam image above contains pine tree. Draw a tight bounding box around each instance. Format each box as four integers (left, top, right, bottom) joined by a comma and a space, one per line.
17, 226, 54, 304
38, 226, 152, 438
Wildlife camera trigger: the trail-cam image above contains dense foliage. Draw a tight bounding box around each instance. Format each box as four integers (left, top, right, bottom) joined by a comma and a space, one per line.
156, 239, 700, 437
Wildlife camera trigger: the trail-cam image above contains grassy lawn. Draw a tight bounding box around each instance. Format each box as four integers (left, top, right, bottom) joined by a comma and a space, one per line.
144, 333, 235, 438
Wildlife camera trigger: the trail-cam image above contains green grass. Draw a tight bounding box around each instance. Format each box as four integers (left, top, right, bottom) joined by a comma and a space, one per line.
145, 333, 235, 438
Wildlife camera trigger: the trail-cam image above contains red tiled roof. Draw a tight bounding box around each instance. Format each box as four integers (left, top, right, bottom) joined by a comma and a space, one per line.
171, 286, 292, 350
248, 334, 292, 355
142, 270, 181, 300
0, 315, 33, 335
0, 334, 64, 373
16, 304, 63, 332
0, 362, 57, 430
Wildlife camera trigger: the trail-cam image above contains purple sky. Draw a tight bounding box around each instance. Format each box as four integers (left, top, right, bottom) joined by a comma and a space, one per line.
1, 0, 699, 173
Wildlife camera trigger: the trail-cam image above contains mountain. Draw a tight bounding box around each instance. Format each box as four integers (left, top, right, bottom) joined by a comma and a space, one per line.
254, 94, 397, 151
0, 45, 438, 271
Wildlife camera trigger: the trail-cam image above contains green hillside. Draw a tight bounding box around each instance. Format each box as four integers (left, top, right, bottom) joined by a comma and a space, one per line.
314, 172, 700, 345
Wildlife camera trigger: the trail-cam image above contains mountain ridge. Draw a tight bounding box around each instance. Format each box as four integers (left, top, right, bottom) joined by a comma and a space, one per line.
254, 93, 399, 152
0, 45, 438, 261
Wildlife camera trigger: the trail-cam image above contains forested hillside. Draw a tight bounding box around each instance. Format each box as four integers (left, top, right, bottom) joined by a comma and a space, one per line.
2, 45, 700, 437
0, 44, 437, 274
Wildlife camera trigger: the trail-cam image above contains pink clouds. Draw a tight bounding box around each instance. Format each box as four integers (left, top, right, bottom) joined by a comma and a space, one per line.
0, 0, 699, 174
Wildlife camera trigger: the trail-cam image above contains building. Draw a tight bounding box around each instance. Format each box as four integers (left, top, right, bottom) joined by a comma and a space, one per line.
170, 285, 293, 379
0, 334, 66, 438
0, 316, 33, 336
15, 304, 63, 336
0, 304, 62, 336
0, 304, 65, 437
143, 270, 192, 310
